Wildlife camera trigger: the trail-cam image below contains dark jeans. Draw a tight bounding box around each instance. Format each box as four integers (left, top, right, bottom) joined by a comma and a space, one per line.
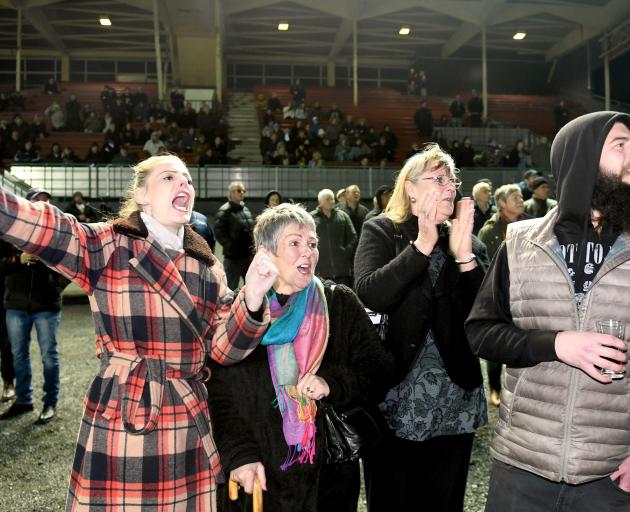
224, 256, 252, 291
486, 360, 502, 392
486, 460, 630, 512
0, 304, 14, 383
364, 432, 475, 512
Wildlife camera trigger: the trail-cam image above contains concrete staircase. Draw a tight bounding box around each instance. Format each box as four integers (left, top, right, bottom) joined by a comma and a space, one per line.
226, 92, 261, 165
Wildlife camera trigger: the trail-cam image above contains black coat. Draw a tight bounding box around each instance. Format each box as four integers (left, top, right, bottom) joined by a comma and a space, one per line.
214, 201, 255, 260
354, 215, 487, 389
206, 283, 394, 512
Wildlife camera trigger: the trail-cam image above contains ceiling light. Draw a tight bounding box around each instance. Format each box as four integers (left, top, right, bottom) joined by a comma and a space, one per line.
278, 22, 289, 31
513, 32, 526, 40
99, 16, 111, 26
399, 26, 411, 36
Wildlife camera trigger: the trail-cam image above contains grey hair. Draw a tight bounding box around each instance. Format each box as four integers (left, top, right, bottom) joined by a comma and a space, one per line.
317, 188, 334, 203
472, 181, 491, 202
253, 203, 316, 255
494, 184, 522, 208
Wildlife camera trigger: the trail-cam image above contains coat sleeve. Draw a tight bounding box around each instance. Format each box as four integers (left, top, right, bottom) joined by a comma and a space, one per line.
207, 260, 270, 365
213, 207, 232, 253
0, 189, 114, 293
317, 285, 395, 407
465, 243, 559, 367
353, 218, 430, 313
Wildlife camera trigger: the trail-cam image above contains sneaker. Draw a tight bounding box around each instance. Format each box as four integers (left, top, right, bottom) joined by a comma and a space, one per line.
0, 402, 34, 420
35, 405, 56, 425
1, 382, 15, 402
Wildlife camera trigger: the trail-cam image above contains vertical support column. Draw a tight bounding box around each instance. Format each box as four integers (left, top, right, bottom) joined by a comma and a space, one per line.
215, 0, 223, 104
153, 0, 164, 101
481, 24, 488, 120
61, 54, 70, 81
586, 40, 591, 91
352, 19, 358, 107
604, 52, 611, 111
327, 61, 335, 87
15, 7, 22, 92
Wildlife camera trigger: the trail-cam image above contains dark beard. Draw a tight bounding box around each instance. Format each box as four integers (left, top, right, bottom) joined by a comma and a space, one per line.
591, 173, 630, 233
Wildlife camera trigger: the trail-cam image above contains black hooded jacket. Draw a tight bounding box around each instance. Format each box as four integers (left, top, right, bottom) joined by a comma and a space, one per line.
465, 111, 630, 366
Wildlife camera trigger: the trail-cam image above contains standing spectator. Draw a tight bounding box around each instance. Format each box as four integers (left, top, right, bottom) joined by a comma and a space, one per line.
289, 79, 306, 109
466, 111, 630, 512
380, 124, 398, 157
531, 135, 552, 169
65, 95, 82, 131
414, 101, 433, 137
310, 189, 357, 287
336, 188, 347, 207
0, 188, 68, 423
449, 94, 466, 127
407, 67, 419, 95
65, 192, 100, 223
26, 114, 48, 140
365, 184, 393, 220
44, 101, 65, 131
554, 99, 570, 132
189, 210, 216, 253
339, 184, 369, 239
418, 70, 428, 97
468, 89, 484, 127
458, 136, 476, 168
517, 168, 542, 201
0, 240, 15, 402
506, 139, 533, 170
13, 140, 41, 164
43, 77, 59, 95
83, 111, 103, 133
472, 181, 496, 236
267, 93, 282, 112
143, 131, 166, 157
328, 103, 343, 122
214, 181, 255, 290
354, 145, 488, 511
523, 177, 557, 218
477, 184, 526, 407
263, 190, 282, 208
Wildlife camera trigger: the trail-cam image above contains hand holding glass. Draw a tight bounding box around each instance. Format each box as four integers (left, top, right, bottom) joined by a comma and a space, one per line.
596, 320, 626, 379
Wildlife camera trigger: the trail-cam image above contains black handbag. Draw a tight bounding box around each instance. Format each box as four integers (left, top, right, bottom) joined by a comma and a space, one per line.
320, 402, 385, 464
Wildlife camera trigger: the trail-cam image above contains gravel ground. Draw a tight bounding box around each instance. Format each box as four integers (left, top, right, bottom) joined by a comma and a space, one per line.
0, 301, 497, 511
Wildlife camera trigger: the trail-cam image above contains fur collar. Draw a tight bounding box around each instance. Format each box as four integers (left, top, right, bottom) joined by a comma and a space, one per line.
113, 211, 215, 267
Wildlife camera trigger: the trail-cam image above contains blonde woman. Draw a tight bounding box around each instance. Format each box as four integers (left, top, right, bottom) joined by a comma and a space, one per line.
0, 153, 276, 511
354, 144, 489, 511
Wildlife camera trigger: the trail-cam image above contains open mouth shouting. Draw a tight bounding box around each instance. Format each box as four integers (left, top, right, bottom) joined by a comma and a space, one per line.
172, 192, 192, 213
297, 263, 312, 275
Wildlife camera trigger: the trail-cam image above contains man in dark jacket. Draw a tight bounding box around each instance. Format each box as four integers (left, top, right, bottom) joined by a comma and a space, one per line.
310, 189, 357, 287
0, 188, 69, 423
214, 181, 255, 290
338, 184, 369, 240
466, 112, 630, 510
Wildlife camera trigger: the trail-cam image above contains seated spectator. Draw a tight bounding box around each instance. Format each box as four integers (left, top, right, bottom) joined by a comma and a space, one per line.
165, 121, 181, 147
480, 137, 504, 167
349, 137, 370, 162
85, 142, 106, 165
341, 115, 356, 140
26, 114, 48, 140
102, 112, 115, 134
505, 139, 532, 170
373, 136, 394, 164
432, 129, 448, 150
309, 151, 324, 168
267, 93, 282, 112
307, 101, 325, 120
119, 122, 137, 145
44, 77, 59, 95
45, 142, 63, 164
100, 85, 117, 111
2, 130, 20, 159
0, 92, 7, 111
137, 122, 152, 144
14, 140, 41, 164
335, 139, 352, 162
11, 114, 29, 141
405, 142, 422, 159
293, 142, 309, 167
61, 146, 81, 164
380, 124, 398, 155
356, 118, 369, 139
262, 108, 276, 127
65, 95, 82, 131
458, 136, 476, 168
531, 135, 551, 169
179, 102, 197, 128
65, 191, 101, 222
328, 103, 343, 123
131, 86, 147, 106
407, 67, 419, 95
198, 147, 219, 166
110, 98, 128, 128
418, 70, 427, 96
255, 93, 267, 111
83, 111, 103, 133
325, 117, 341, 142
143, 131, 166, 157
192, 133, 210, 162
270, 142, 290, 166
318, 137, 335, 162
132, 100, 149, 122
414, 101, 433, 137
7, 89, 24, 111
110, 146, 136, 166
306, 116, 322, 138
196, 103, 214, 138
523, 177, 557, 218
101, 135, 119, 163
212, 136, 228, 164
178, 127, 197, 152
102, 121, 118, 142
289, 79, 306, 108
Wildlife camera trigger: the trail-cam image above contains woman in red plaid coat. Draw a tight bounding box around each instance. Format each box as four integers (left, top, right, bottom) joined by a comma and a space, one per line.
0, 154, 277, 511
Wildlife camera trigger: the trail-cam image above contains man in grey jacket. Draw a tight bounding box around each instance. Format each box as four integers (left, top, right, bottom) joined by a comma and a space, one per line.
466, 112, 630, 511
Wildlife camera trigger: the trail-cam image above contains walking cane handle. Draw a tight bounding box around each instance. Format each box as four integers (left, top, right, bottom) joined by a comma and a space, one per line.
228, 477, 263, 512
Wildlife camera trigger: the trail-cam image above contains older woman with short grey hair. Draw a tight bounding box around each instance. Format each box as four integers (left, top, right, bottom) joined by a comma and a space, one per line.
208, 203, 394, 512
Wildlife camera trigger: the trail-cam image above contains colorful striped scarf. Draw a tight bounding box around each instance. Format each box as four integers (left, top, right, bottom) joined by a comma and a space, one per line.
262, 277, 329, 470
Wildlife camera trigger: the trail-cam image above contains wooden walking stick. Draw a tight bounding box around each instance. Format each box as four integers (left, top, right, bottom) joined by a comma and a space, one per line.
229, 477, 263, 512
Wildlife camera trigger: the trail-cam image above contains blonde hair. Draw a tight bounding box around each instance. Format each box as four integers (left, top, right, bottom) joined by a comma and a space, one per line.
118, 153, 186, 218
385, 143, 456, 224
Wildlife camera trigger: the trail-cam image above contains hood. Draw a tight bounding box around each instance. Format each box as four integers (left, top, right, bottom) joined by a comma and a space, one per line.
551, 111, 630, 236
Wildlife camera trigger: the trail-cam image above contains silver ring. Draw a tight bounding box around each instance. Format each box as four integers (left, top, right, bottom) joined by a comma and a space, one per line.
306, 386, 312, 392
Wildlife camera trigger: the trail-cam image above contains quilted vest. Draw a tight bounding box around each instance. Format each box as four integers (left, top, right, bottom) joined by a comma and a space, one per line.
494, 208, 630, 484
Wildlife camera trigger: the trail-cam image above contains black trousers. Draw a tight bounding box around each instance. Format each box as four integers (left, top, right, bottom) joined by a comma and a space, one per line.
486, 361, 502, 392
364, 432, 475, 512
486, 460, 630, 512
0, 305, 14, 383
318, 459, 360, 512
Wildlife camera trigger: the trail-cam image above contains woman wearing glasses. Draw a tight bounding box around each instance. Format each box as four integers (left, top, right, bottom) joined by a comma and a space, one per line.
354, 144, 489, 511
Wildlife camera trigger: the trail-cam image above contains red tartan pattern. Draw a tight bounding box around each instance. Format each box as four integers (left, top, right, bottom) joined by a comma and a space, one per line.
0, 190, 270, 511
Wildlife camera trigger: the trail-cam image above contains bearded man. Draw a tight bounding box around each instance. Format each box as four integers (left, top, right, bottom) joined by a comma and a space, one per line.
466, 111, 630, 511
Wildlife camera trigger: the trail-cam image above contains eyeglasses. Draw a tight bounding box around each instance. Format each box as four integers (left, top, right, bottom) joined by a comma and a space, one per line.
234, 189, 246, 193
421, 175, 462, 189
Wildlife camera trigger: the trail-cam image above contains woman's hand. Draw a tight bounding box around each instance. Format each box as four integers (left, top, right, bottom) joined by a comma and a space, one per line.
450, 198, 476, 270
611, 455, 630, 492
230, 462, 267, 494
244, 246, 279, 311
296, 372, 330, 401
413, 189, 439, 256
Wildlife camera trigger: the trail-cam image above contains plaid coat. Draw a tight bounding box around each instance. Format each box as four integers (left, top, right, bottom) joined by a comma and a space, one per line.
0, 190, 270, 511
